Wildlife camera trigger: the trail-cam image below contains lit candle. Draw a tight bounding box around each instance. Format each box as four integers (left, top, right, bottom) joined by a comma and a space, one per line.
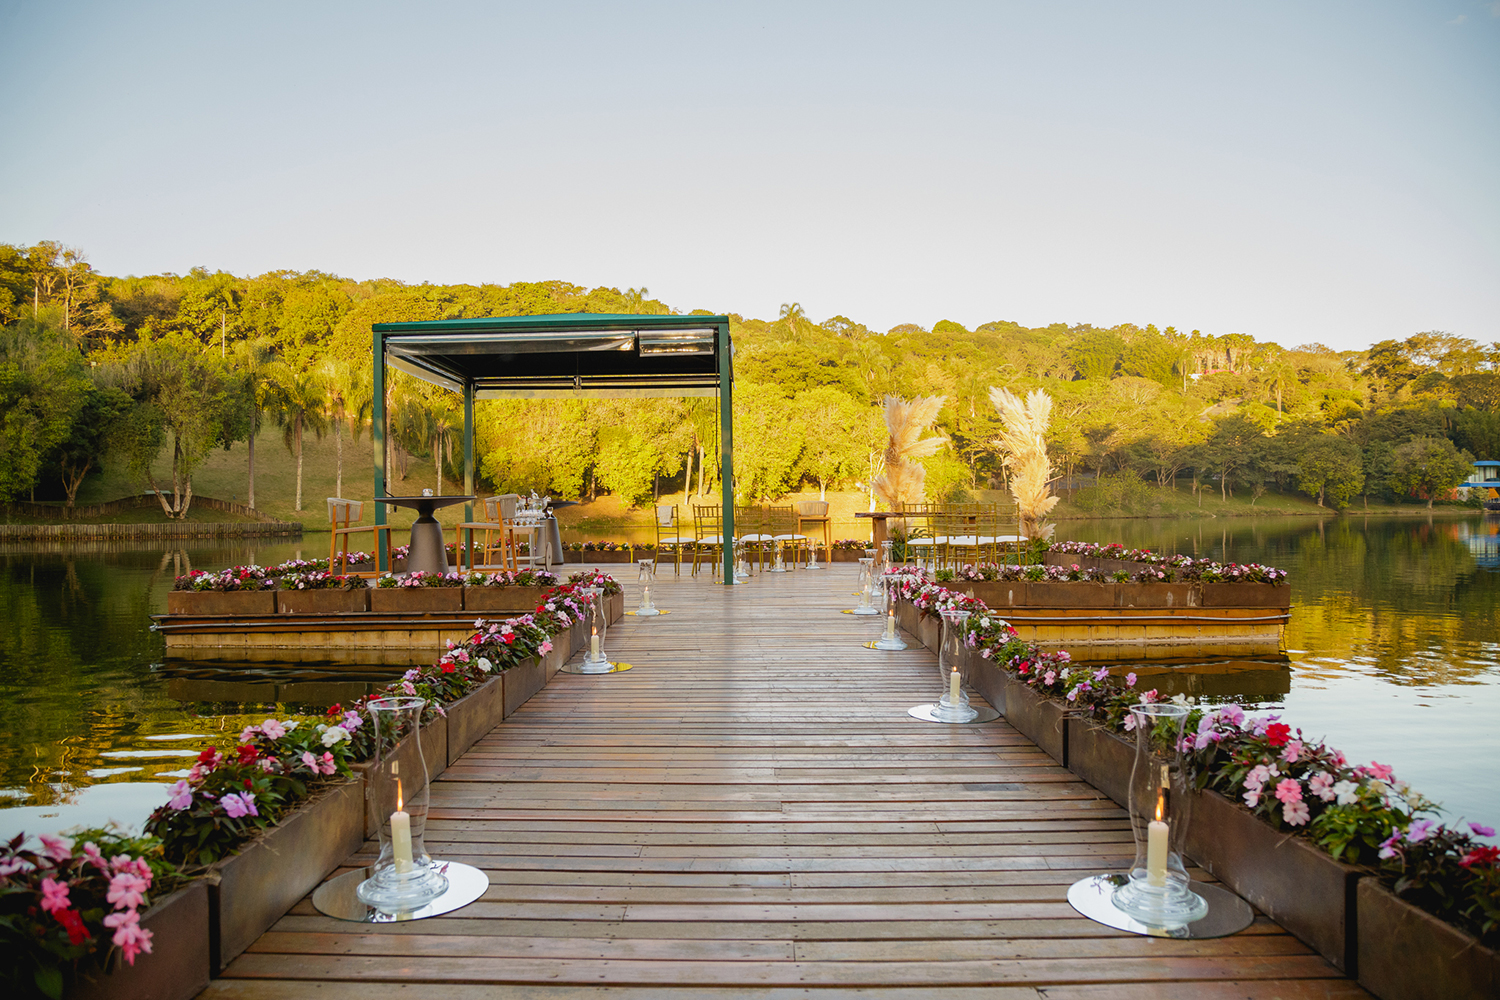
949, 666, 960, 703
1146, 773, 1169, 887
390, 777, 413, 873
643, 585, 651, 606
590, 627, 600, 658
884, 611, 896, 639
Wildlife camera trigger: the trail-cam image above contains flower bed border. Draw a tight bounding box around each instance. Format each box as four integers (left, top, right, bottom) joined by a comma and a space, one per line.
67, 880, 210, 1000
1357, 878, 1499, 1000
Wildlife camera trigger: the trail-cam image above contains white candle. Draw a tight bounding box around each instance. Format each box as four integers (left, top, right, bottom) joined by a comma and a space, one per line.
642, 585, 650, 606
884, 612, 896, 639
949, 667, 960, 703
390, 778, 413, 873
1146, 820, 1169, 887
590, 628, 600, 658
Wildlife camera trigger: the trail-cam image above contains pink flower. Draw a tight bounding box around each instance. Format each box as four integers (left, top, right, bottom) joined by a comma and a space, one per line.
301, 751, 319, 771
166, 780, 194, 811
1283, 800, 1310, 826
1468, 822, 1496, 838
40, 877, 71, 914
103, 909, 154, 965
221, 792, 258, 819
1308, 771, 1335, 802
1364, 762, 1394, 781
1093, 667, 1109, 682
0, 857, 28, 878
1280, 739, 1303, 764
1043, 670, 1056, 686
107, 871, 149, 910
980, 648, 991, 659
1123, 713, 1137, 732
38, 834, 72, 863
1244, 765, 1272, 791
316, 752, 337, 776
238, 725, 260, 742
402, 680, 417, 696
1125, 672, 1137, 687
1243, 787, 1261, 808
1406, 819, 1437, 843
260, 719, 287, 739
81, 841, 108, 871
1218, 704, 1246, 728
1274, 778, 1303, 805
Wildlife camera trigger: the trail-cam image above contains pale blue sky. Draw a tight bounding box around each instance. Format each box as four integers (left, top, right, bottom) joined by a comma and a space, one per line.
1, 1, 1495, 350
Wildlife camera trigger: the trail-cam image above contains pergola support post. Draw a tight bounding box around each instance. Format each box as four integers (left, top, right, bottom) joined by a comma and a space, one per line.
372, 329, 388, 573
718, 321, 734, 585
463, 381, 475, 524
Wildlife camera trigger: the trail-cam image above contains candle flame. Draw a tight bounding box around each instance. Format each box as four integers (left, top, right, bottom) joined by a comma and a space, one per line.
592, 626, 597, 636
1154, 784, 1167, 824
396, 777, 404, 813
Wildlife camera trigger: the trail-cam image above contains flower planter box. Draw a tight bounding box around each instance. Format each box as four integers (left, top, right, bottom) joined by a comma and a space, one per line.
1201, 582, 1292, 609
353, 716, 448, 838
166, 590, 277, 616
967, 650, 1008, 717
1025, 581, 1117, 608
276, 589, 369, 614
572, 550, 635, 563
832, 550, 862, 562
503, 655, 547, 717
607, 590, 624, 624
207, 778, 363, 974
543, 636, 569, 679
1065, 716, 1134, 808
68, 880, 210, 1000
999, 674, 1067, 766
1184, 788, 1362, 973
446, 675, 504, 760
1357, 878, 1498, 1000
1113, 583, 1199, 608
463, 586, 551, 613
369, 588, 463, 613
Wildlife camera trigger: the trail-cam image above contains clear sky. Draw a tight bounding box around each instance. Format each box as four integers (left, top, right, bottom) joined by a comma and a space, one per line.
1, 1, 1495, 351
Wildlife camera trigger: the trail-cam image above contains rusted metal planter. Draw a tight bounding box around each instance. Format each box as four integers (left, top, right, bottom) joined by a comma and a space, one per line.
276, 588, 369, 614
1201, 582, 1292, 608
68, 880, 210, 1000
446, 675, 504, 760
206, 778, 363, 973
503, 656, 547, 717
1357, 878, 1498, 1000
998, 673, 1067, 766
1064, 716, 1133, 807
166, 590, 277, 616
369, 587, 463, 613
353, 716, 448, 838
463, 586, 550, 613
1184, 788, 1362, 972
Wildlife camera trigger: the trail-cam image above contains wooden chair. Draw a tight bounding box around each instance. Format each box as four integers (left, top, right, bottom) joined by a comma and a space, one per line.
795, 500, 832, 567
327, 498, 392, 578
767, 505, 806, 570
734, 504, 772, 573
654, 504, 690, 575
690, 503, 725, 577
457, 494, 520, 573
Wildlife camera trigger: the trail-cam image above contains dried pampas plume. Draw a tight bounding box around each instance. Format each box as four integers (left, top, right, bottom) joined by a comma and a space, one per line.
989, 387, 1059, 540
871, 394, 946, 512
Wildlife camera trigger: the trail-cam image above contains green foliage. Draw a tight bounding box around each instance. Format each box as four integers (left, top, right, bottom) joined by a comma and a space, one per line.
593, 427, 659, 507
1295, 435, 1365, 509
1389, 436, 1475, 507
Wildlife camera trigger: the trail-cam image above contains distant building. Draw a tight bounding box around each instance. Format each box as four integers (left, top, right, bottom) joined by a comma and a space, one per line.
1459, 459, 1500, 507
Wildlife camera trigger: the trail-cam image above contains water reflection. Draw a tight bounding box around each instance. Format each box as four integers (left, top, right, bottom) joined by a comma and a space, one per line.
1, 516, 1496, 839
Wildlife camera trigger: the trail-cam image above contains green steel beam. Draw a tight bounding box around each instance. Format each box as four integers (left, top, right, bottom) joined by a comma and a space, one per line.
372, 328, 388, 572
718, 321, 734, 585
463, 381, 475, 523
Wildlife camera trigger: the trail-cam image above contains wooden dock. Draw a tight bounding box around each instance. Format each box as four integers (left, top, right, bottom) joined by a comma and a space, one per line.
202, 566, 1368, 999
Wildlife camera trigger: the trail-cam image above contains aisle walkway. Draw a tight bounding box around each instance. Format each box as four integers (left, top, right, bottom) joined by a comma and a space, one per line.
204, 565, 1366, 999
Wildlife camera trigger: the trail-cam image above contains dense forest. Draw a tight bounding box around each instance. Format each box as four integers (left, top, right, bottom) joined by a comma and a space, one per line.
1, 240, 1494, 517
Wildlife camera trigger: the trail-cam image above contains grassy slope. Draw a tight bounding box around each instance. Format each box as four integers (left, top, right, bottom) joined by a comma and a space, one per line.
43, 430, 1468, 530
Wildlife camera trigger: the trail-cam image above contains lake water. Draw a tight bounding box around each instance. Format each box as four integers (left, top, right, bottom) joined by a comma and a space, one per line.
2, 514, 1496, 842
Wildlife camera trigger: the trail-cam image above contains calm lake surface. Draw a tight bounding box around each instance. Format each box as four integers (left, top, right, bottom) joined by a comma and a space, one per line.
2, 514, 1496, 842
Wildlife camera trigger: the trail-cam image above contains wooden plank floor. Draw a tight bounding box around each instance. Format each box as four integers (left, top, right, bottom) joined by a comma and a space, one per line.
204, 565, 1369, 1000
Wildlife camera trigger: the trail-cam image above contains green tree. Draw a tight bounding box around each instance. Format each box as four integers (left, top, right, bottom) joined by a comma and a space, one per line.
1389, 437, 1474, 508
0, 315, 90, 501
593, 426, 658, 507
1295, 435, 1364, 509
52, 384, 133, 506
275, 368, 330, 513
234, 339, 285, 510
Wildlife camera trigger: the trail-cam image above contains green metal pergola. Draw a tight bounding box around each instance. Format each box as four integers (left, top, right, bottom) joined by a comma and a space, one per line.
370, 313, 736, 584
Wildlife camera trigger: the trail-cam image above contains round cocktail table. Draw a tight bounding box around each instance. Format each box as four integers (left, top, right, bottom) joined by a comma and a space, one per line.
375, 495, 475, 576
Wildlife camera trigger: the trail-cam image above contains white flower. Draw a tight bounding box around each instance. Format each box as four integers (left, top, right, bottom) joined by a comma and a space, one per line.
477, 657, 494, 673
1171, 693, 1189, 706
321, 725, 349, 747
1332, 780, 1359, 806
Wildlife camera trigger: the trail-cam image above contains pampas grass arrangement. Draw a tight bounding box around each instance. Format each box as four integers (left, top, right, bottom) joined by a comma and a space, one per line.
871, 394, 947, 511
989, 387, 1059, 540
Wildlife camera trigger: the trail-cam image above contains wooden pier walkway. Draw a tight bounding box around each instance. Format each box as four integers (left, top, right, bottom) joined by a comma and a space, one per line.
203, 566, 1368, 999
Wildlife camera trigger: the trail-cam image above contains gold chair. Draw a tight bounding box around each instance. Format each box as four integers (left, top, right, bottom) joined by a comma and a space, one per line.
734, 504, 771, 573
767, 505, 806, 570
327, 498, 393, 578
654, 504, 690, 575
457, 494, 520, 573
690, 503, 725, 577
794, 500, 832, 568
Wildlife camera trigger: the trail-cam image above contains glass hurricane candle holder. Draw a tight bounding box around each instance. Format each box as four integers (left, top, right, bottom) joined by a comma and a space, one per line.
734, 540, 752, 580
357, 696, 449, 911
873, 581, 907, 650
636, 559, 659, 616
1111, 702, 1209, 927
934, 608, 975, 721
852, 557, 879, 614
579, 585, 612, 672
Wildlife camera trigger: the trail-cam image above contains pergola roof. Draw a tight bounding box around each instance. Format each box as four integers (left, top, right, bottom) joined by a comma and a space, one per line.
373, 313, 732, 398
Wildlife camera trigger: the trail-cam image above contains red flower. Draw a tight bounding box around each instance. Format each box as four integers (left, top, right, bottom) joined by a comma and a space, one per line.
236, 744, 260, 765
1264, 723, 1292, 748
243, 778, 253, 789
326, 703, 343, 716
54, 907, 90, 945
196, 748, 219, 766
441, 663, 455, 673
1460, 845, 1500, 869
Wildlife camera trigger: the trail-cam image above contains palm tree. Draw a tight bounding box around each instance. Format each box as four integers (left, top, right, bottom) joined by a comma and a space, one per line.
777, 302, 808, 343
233, 338, 285, 511
276, 367, 331, 512
428, 397, 460, 495
321, 356, 372, 499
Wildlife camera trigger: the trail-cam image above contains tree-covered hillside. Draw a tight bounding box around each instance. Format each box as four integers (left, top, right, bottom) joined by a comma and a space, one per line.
1, 240, 1494, 517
